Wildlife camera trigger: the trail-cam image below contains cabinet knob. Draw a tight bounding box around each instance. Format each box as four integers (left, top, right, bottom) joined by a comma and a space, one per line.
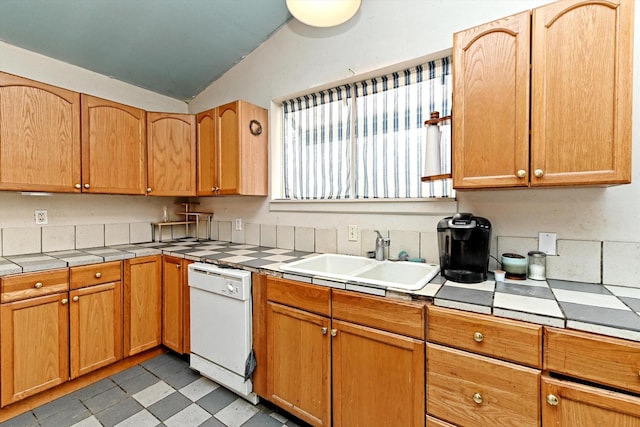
321, 327, 328, 335
72, 296, 79, 302
176, 264, 181, 269
546, 394, 559, 406
34, 282, 43, 289
147, 187, 152, 193
473, 393, 483, 404
534, 169, 544, 178
473, 332, 484, 342
84, 183, 90, 189
95, 272, 102, 278
331, 329, 337, 337
517, 169, 526, 178
61, 298, 68, 305
75, 183, 81, 189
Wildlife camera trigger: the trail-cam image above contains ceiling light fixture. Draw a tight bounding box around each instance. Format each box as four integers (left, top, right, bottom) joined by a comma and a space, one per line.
286, 0, 362, 28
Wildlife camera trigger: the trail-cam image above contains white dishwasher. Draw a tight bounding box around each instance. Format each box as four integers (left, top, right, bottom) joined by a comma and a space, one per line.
188, 263, 258, 404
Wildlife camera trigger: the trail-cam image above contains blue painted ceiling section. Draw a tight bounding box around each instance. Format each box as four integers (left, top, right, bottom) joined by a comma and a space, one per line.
0, 0, 291, 101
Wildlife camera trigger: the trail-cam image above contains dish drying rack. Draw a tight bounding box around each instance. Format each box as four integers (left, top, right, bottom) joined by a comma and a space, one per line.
151, 202, 213, 242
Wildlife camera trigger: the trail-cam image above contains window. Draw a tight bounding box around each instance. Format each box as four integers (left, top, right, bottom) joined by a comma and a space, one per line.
282, 56, 452, 200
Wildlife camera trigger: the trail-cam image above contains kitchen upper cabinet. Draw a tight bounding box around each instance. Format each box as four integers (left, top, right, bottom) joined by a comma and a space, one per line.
124, 255, 162, 356
453, 0, 633, 189
147, 112, 196, 196
453, 11, 530, 189
542, 375, 640, 426
0, 72, 81, 192
196, 100, 268, 196
531, 0, 633, 186
81, 95, 147, 194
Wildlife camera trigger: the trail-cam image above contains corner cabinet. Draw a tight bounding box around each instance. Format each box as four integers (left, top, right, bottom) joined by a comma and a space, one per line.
81, 95, 147, 194
453, 0, 633, 189
147, 112, 196, 196
196, 100, 268, 196
0, 72, 81, 192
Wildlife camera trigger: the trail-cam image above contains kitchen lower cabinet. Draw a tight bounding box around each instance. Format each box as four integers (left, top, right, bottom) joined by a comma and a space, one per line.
69, 261, 123, 379
426, 306, 542, 427
541, 375, 640, 426
0, 269, 70, 407
264, 277, 426, 427
124, 255, 162, 356
332, 319, 424, 427
162, 255, 192, 354
0, 292, 70, 407
267, 301, 331, 427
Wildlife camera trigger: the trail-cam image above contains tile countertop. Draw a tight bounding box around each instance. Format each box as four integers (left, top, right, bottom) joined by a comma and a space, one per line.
1, 238, 640, 343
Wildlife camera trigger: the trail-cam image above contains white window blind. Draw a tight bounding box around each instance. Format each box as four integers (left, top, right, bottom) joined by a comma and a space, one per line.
282, 56, 452, 200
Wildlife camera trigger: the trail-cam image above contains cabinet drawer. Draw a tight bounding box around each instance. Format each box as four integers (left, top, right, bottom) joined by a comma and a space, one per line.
332, 289, 426, 340
544, 327, 640, 395
1, 268, 69, 303
428, 305, 542, 368
427, 343, 540, 427
70, 261, 121, 290
266, 277, 330, 317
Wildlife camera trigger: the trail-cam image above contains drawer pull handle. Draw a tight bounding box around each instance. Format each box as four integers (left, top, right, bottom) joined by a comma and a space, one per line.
95, 272, 102, 278
34, 282, 43, 289
546, 394, 559, 406
473, 332, 484, 342
473, 393, 483, 404
321, 327, 328, 335
61, 298, 68, 305
331, 329, 337, 337
72, 296, 79, 302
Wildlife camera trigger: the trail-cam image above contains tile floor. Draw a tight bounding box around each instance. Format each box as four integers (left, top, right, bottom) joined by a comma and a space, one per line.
0, 353, 308, 427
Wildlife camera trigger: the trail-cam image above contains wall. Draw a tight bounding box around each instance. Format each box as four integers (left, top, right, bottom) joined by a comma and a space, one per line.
188, 0, 640, 283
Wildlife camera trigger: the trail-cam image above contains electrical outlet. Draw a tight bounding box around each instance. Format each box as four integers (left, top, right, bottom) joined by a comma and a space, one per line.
235, 218, 242, 231
35, 210, 48, 225
348, 225, 358, 241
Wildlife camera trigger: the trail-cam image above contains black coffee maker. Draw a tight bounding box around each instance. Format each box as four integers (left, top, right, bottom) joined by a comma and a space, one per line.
437, 213, 492, 283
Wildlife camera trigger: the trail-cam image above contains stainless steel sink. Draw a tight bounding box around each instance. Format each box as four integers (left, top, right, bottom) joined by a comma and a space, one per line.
281, 253, 440, 291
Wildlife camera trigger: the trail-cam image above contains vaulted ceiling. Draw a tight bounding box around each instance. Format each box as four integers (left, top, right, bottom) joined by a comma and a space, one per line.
0, 0, 292, 100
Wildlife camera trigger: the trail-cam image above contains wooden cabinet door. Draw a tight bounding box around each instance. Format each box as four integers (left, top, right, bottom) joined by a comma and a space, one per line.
332, 319, 425, 427
69, 282, 123, 379
0, 72, 81, 192
196, 108, 218, 196
81, 95, 146, 194
216, 102, 241, 195
542, 375, 640, 426
124, 255, 162, 356
0, 293, 69, 407
162, 256, 184, 353
531, 0, 633, 186
267, 302, 331, 427
147, 112, 196, 196
452, 11, 530, 189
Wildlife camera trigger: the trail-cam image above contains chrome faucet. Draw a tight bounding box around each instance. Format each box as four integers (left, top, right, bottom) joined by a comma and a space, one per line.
374, 230, 390, 261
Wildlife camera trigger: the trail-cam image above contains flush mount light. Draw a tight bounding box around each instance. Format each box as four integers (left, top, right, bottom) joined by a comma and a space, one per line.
286, 0, 362, 28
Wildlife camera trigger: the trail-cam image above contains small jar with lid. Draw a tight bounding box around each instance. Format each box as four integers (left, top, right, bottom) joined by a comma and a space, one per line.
527, 251, 547, 280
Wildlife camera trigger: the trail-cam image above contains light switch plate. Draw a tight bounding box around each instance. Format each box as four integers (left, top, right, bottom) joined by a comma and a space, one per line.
539, 232, 557, 255
235, 218, 242, 231
348, 225, 358, 241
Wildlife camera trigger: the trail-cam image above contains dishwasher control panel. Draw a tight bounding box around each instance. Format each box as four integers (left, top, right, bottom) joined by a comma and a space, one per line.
188, 263, 251, 301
